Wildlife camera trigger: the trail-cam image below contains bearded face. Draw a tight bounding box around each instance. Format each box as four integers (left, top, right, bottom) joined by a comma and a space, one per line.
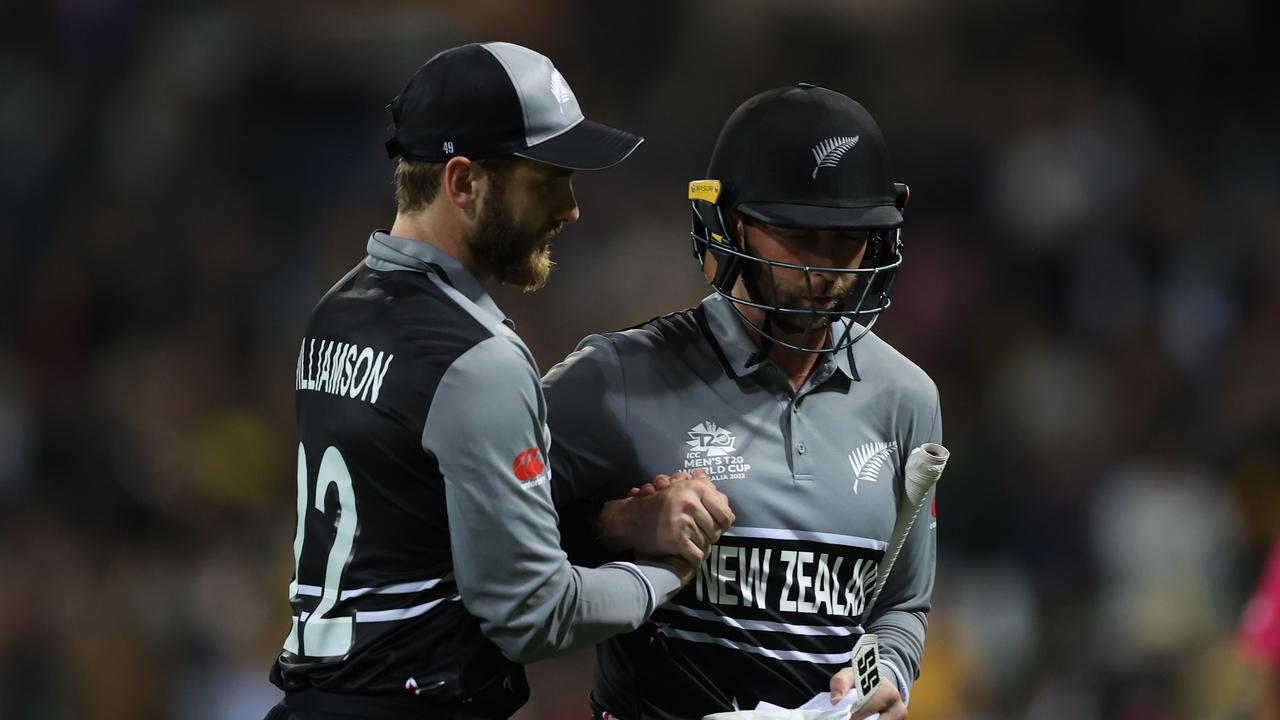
737, 221, 869, 335
742, 260, 858, 333
469, 160, 575, 292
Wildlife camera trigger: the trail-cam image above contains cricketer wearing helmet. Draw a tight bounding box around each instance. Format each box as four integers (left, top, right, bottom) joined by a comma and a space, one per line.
544, 84, 941, 720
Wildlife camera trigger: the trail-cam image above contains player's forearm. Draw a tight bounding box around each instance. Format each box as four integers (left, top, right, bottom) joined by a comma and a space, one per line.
441, 456, 683, 664
864, 555, 932, 703
864, 608, 928, 703
442, 447, 681, 663
460, 557, 680, 664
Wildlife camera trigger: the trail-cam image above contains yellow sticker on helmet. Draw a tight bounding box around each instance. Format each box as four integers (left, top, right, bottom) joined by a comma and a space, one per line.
688, 180, 722, 204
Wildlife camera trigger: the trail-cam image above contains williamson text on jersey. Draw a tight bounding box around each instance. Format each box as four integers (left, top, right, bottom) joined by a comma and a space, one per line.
295, 337, 395, 403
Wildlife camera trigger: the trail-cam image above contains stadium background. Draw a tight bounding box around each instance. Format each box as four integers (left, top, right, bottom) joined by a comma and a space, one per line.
2, 1, 1278, 718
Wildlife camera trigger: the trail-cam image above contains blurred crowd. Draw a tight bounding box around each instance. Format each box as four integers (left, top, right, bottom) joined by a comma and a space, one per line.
3, 1, 1279, 718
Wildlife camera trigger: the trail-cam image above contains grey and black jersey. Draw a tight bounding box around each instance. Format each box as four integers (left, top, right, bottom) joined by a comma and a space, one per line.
545, 294, 941, 720
269, 232, 681, 719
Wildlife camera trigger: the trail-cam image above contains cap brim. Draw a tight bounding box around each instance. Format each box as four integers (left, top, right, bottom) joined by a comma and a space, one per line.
737, 201, 902, 230
515, 119, 643, 170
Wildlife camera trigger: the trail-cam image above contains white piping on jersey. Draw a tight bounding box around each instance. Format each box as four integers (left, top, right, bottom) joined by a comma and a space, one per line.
299, 594, 461, 624
352, 594, 461, 623
659, 627, 855, 665
663, 603, 865, 637
721, 526, 888, 551
606, 561, 658, 618
291, 575, 450, 602
881, 656, 910, 704
423, 270, 517, 339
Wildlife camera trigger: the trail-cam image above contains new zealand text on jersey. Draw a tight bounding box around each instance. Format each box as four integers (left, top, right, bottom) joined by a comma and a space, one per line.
295, 337, 394, 404
693, 543, 879, 618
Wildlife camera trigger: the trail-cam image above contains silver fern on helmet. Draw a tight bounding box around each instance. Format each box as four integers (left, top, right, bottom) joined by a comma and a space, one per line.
811, 135, 860, 178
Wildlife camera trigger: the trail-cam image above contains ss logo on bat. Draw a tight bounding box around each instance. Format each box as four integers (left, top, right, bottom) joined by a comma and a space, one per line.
853, 635, 881, 697
856, 651, 880, 695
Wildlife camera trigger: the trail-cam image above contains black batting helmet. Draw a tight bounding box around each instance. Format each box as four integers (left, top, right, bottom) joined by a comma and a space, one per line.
690, 83, 910, 353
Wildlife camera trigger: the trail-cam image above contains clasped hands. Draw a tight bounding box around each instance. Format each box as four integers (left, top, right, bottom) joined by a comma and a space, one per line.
596, 470, 735, 583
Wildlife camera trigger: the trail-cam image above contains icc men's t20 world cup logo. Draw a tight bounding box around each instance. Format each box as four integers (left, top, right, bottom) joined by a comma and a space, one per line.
683, 421, 751, 481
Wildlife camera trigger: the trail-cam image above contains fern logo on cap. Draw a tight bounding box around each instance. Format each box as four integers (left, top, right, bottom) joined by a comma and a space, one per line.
811, 135, 860, 178
550, 70, 573, 114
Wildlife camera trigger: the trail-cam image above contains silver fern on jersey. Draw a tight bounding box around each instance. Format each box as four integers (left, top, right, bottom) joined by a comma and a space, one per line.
848, 440, 897, 494
811, 135, 860, 178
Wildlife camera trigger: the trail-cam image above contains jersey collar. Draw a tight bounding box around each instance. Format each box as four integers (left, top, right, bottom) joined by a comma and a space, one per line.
700, 293, 859, 382
366, 231, 512, 328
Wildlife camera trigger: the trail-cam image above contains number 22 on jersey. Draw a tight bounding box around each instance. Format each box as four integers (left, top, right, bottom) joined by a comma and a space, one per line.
283, 443, 359, 659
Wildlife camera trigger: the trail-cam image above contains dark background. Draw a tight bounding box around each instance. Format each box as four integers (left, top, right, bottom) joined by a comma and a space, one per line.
2, 1, 1278, 718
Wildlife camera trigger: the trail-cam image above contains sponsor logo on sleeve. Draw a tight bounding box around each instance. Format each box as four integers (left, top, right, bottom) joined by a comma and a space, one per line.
512, 448, 548, 489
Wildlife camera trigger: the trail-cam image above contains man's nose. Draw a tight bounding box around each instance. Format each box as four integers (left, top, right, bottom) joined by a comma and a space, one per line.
559, 185, 580, 224
809, 262, 839, 285
809, 273, 837, 293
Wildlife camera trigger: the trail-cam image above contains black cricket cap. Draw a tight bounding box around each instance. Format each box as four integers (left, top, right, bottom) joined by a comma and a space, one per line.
386, 42, 643, 171
707, 83, 902, 229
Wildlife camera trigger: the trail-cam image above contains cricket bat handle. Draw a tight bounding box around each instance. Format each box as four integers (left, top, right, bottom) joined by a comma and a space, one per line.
865, 443, 948, 616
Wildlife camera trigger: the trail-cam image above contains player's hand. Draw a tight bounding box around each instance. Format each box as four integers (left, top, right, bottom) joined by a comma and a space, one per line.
627, 473, 672, 498
598, 470, 734, 568
630, 470, 733, 563
828, 674, 906, 720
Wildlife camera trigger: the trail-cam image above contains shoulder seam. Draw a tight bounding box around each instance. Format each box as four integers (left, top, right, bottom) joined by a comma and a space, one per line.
597, 334, 628, 437
424, 334, 535, 452
610, 307, 698, 336
423, 267, 509, 339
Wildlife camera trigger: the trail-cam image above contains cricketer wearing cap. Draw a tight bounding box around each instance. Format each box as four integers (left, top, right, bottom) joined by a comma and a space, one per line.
265, 43, 733, 720
545, 85, 941, 720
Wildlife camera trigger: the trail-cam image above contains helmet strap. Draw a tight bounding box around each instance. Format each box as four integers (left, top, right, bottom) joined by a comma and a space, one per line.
736, 227, 775, 367
745, 313, 775, 368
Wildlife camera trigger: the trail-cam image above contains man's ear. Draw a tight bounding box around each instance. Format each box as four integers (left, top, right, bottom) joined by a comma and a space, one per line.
726, 210, 746, 242
442, 156, 480, 214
